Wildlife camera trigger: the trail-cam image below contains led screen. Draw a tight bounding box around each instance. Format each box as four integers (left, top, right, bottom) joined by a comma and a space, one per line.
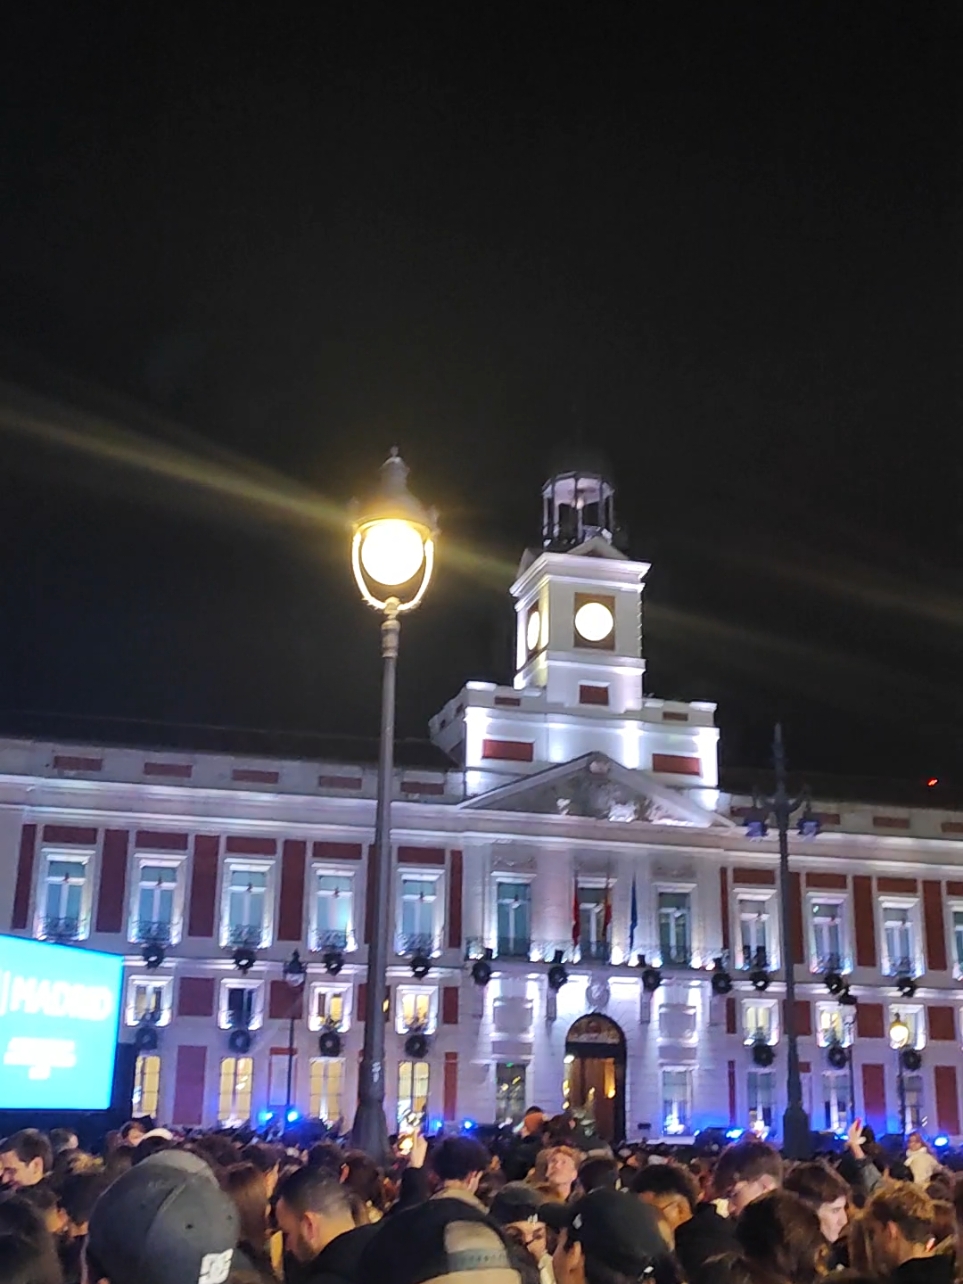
0, 934, 123, 1110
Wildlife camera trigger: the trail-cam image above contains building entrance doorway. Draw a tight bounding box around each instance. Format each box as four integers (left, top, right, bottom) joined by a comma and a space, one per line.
564, 1014, 626, 1143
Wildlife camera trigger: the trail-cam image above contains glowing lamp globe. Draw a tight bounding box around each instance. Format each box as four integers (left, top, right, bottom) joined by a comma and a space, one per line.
889, 1014, 910, 1050
360, 519, 426, 586
526, 609, 541, 652
574, 600, 614, 642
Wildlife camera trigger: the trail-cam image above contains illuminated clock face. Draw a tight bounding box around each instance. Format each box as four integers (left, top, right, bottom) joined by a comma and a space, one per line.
574, 600, 614, 643
526, 609, 541, 652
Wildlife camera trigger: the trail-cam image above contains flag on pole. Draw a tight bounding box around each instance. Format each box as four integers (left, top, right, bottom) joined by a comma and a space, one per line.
572, 878, 581, 949
629, 875, 639, 954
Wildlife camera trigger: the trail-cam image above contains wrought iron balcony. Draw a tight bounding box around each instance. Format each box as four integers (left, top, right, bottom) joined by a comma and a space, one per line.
135, 919, 172, 945
741, 946, 770, 971
813, 951, 843, 974
396, 932, 435, 957
228, 924, 264, 948
312, 929, 349, 952
889, 955, 916, 977
497, 936, 532, 959
41, 915, 81, 941
658, 944, 693, 967
579, 940, 612, 963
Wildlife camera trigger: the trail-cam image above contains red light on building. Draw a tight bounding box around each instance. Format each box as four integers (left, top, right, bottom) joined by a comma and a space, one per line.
927, 777, 939, 788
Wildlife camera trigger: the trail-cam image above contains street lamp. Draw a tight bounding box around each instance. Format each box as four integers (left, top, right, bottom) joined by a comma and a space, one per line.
350, 449, 438, 1162
282, 949, 306, 1124
744, 723, 820, 1160
890, 1012, 911, 1146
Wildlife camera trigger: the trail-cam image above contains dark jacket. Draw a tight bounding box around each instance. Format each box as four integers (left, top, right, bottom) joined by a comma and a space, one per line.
890, 1255, 956, 1284
502, 1134, 542, 1182
300, 1224, 380, 1284
674, 1204, 738, 1284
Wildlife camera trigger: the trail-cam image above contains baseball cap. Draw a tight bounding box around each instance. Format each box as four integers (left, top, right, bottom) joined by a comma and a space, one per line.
489, 1183, 543, 1226
87, 1152, 238, 1284
359, 1196, 518, 1284
551, 1189, 667, 1274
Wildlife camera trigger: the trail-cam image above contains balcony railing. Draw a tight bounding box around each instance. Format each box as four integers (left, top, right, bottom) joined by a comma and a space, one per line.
312, 929, 349, 952
812, 951, 843, 974
888, 955, 916, 977
396, 932, 436, 957
657, 944, 693, 967
228, 924, 264, 948
497, 936, 532, 959
578, 940, 611, 964
135, 919, 173, 945
741, 947, 770, 971
41, 915, 82, 942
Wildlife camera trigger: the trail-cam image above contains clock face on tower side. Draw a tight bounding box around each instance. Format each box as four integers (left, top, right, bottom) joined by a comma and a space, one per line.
574, 599, 614, 644
526, 608, 541, 653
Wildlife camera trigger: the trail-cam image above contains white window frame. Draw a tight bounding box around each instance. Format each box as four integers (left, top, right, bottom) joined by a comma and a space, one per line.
311, 865, 356, 953
902, 1073, 924, 1132
128, 855, 186, 945
395, 984, 438, 1035
493, 876, 534, 958
133, 1052, 161, 1117
807, 894, 849, 974
735, 892, 779, 970
218, 1055, 254, 1124
821, 1070, 850, 1132
125, 975, 173, 1027
309, 1057, 345, 1123
396, 869, 444, 956
879, 899, 922, 977
218, 978, 265, 1031
397, 1059, 430, 1127
655, 884, 695, 967
747, 1068, 776, 1134
815, 1001, 851, 1048
742, 997, 779, 1045
950, 904, 963, 980
660, 1067, 693, 1136
220, 860, 275, 949
35, 848, 93, 942
307, 982, 352, 1032
888, 1003, 924, 1050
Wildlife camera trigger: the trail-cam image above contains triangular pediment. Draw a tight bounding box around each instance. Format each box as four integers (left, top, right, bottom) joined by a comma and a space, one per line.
460, 752, 734, 828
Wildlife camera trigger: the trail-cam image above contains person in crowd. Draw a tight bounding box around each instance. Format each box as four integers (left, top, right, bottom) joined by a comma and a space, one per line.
632, 1162, 699, 1234
905, 1135, 940, 1189
0, 1232, 64, 1284
430, 1137, 492, 1207
57, 1173, 108, 1284
101, 1148, 134, 1184
859, 1183, 948, 1284
274, 1166, 376, 1284
340, 1152, 385, 1222
490, 1184, 555, 1284
222, 1163, 274, 1278
48, 1132, 78, 1160
544, 1148, 581, 1203
84, 1151, 239, 1284
117, 1121, 148, 1149
0, 1131, 54, 1190
734, 1189, 828, 1284
504, 1108, 547, 1182
574, 1156, 620, 1196
0, 1192, 65, 1284
552, 1187, 675, 1284
240, 1144, 284, 1199
783, 1161, 851, 1246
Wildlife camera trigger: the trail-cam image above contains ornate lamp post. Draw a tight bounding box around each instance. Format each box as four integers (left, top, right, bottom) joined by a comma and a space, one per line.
349, 449, 437, 1161
890, 1012, 911, 1146
282, 949, 306, 1123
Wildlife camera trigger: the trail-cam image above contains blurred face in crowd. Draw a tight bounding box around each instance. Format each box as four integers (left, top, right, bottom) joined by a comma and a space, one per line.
907, 1133, 923, 1152
522, 1110, 545, 1138
547, 1149, 579, 1196
505, 1219, 548, 1263
274, 1197, 322, 1263
727, 1173, 779, 1218
0, 1149, 44, 1189
818, 1196, 849, 1245
639, 1190, 692, 1232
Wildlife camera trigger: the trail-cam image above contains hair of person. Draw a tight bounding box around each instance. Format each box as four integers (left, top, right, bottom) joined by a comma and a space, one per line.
222, 1164, 270, 1251
523, 1106, 545, 1120
48, 1130, 76, 1155
783, 1161, 850, 1209
847, 1209, 885, 1276
577, 1156, 620, 1193
239, 1143, 283, 1175
930, 1200, 955, 1249
631, 1162, 699, 1210
735, 1189, 828, 1284
119, 1120, 149, 1141
341, 1151, 385, 1211
888, 1162, 913, 1183
714, 1140, 784, 1196
698, 1252, 782, 1284
865, 1183, 935, 1247
102, 1146, 135, 1181
0, 1195, 51, 1247
305, 1141, 345, 1178
345, 1190, 370, 1226
276, 1167, 352, 1220
476, 1168, 507, 1208
0, 1233, 64, 1284
17, 1186, 59, 1217
131, 1136, 174, 1165
547, 1144, 581, 1166
0, 1132, 53, 1175
190, 1135, 240, 1173
430, 1137, 491, 1183
59, 1172, 108, 1227
505, 1236, 541, 1284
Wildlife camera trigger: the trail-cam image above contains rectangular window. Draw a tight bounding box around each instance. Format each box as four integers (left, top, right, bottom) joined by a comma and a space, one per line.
747, 1070, 775, 1132
743, 1001, 777, 1045
815, 1002, 849, 1048
809, 898, 845, 972
903, 1074, 924, 1132
218, 1056, 254, 1122
495, 1063, 527, 1126
952, 909, 963, 977
661, 1068, 692, 1136
268, 1051, 295, 1112
496, 882, 531, 959
738, 897, 771, 969
822, 1071, 850, 1131
39, 855, 89, 941
578, 885, 611, 962
309, 1058, 344, 1123
882, 904, 915, 976
398, 876, 438, 955
308, 985, 350, 1032
313, 872, 353, 951
223, 863, 271, 948
888, 1005, 924, 1049
396, 987, 436, 1034
126, 977, 172, 1027
133, 1053, 161, 1116
132, 862, 181, 944
658, 892, 692, 966
218, 981, 264, 1031
397, 1060, 430, 1127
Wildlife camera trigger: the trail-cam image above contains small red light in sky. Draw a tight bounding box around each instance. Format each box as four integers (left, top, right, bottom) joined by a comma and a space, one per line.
927, 777, 939, 787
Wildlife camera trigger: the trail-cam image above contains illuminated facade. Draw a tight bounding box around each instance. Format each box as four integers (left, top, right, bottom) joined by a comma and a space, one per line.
2, 464, 963, 1141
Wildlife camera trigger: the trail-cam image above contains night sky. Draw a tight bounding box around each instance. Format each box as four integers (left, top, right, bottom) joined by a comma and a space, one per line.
0, 6, 960, 789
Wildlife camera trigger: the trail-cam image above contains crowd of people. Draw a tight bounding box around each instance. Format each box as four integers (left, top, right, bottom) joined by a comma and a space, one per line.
0, 1109, 960, 1284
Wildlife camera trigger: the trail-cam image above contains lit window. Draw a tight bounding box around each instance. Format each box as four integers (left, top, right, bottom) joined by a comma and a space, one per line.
314, 871, 354, 951
882, 904, 917, 976
131, 861, 182, 945
952, 909, 963, 978
495, 1063, 527, 1126
888, 1005, 924, 1049
222, 863, 271, 948
815, 1002, 850, 1048
496, 882, 531, 958
398, 876, 439, 954
747, 1070, 775, 1133
661, 1068, 692, 1135
577, 885, 611, 962
267, 1051, 296, 1114
308, 985, 350, 1032
219, 1056, 254, 1122
397, 1060, 430, 1127
809, 898, 846, 972
903, 1074, 924, 1132
309, 1058, 344, 1123
133, 1054, 160, 1116
396, 987, 436, 1034
822, 1072, 850, 1132
126, 977, 172, 1027
218, 980, 264, 1031
38, 855, 89, 941
657, 892, 692, 966
737, 896, 773, 969
743, 1000, 778, 1045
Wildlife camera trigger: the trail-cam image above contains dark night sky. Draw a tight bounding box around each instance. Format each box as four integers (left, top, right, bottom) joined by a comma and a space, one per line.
0, 5, 960, 787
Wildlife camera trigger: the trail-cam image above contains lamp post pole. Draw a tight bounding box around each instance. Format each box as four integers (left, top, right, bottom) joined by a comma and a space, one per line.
352, 601, 400, 1163
282, 949, 305, 1124
897, 1051, 907, 1148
